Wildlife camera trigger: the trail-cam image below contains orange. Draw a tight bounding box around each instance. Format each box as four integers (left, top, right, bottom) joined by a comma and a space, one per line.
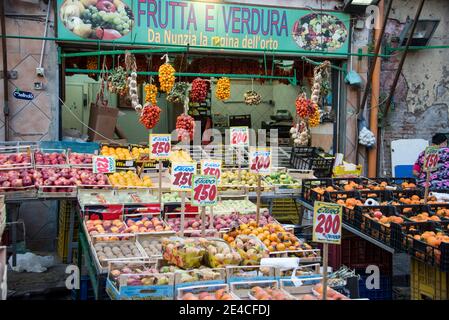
276, 243, 286, 251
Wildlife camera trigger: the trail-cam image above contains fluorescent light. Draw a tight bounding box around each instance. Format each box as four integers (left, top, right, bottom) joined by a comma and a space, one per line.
351, 0, 376, 4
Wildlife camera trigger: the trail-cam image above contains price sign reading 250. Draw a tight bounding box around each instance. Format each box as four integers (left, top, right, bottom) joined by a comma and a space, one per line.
150, 134, 171, 160
191, 175, 218, 206
171, 162, 196, 191
93, 156, 116, 174
312, 201, 342, 245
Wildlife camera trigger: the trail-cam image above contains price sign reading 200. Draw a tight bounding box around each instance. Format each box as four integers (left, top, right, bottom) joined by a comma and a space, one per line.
312, 201, 342, 245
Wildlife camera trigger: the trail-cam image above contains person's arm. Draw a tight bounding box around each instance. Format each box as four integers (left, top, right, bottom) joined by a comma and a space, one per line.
413, 152, 424, 177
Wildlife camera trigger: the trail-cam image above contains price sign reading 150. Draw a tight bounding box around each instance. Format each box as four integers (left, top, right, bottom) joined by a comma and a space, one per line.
171, 162, 196, 191
201, 159, 222, 182
191, 175, 218, 206
150, 134, 171, 160
424, 146, 439, 172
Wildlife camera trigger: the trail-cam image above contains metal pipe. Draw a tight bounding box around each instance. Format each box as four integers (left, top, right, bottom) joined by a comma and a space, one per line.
359, 0, 393, 113
65, 68, 296, 82
38, 0, 51, 69
61, 47, 187, 58
382, 0, 426, 125
388, 45, 449, 52
368, 0, 386, 178
1, 34, 393, 59
1, 1, 9, 141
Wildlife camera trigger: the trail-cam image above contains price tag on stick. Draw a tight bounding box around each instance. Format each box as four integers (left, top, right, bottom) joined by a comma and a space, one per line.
423, 146, 440, 204
191, 175, 218, 207
150, 134, 171, 160
93, 156, 116, 174
424, 146, 439, 172
249, 147, 272, 175
312, 201, 342, 301
230, 126, 249, 147
312, 201, 342, 244
200, 159, 222, 183
171, 162, 196, 191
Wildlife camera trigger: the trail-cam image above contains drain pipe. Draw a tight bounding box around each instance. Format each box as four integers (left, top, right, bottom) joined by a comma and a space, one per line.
1, 1, 9, 140
38, 0, 51, 73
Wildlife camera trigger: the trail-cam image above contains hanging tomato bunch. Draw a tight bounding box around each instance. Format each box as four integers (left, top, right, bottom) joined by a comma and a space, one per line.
139, 104, 161, 129
144, 83, 158, 105
190, 78, 209, 103
176, 114, 195, 141
87, 56, 98, 79
158, 63, 176, 93
215, 77, 231, 101
308, 106, 321, 127
295, 93, 315, 118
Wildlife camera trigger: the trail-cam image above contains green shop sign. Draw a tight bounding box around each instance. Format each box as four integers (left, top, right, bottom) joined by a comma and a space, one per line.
57, 0, 350, 55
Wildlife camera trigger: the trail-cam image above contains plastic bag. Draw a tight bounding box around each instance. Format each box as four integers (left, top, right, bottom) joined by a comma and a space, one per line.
358, 118, 376, 147
8, 252, 55, 273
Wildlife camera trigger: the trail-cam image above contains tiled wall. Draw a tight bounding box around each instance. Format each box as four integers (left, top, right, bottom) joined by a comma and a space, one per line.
0, 1, 58, 142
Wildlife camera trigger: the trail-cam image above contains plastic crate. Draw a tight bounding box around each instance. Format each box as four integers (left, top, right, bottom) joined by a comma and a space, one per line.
411, 257, 449, 300
301, 178, 337, 204
290, 150, 335, 178
57, 200, 78, 263
357, 190, 394, 203
264, 198, 300, 224
357, 271, 392, 300
341, 236, 393, 274
391, 221, 449, 271
355, 205, 398, 246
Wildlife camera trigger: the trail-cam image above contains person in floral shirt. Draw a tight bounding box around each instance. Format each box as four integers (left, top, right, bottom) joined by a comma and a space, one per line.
413, 133, 449, 189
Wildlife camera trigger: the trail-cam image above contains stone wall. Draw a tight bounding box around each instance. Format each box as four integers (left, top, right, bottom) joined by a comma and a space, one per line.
380, 0, 449, 176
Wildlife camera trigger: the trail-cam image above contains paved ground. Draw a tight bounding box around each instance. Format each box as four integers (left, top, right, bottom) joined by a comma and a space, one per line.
6, 254, 72, 300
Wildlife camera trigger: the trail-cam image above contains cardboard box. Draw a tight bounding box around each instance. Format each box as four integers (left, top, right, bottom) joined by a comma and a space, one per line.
88, 103, 119, 141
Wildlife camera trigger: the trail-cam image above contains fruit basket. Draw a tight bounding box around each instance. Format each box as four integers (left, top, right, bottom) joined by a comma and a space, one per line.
84, 217, 127, 239
164, 212, 213, 235
108, 170, 153, 189
230, 235, 269, 266
219, 168, 270, 194
427, 203, 449, 219
279, 277, 324, 300
90, 234, 149, 273
395, 205, 447, 223
77, 189, 117, 210
140, 168, 172, 191
177, 283, 239, 300
67, 151, 95, 169
237, 210, 276, 227
137, 236, 163, 261
124, 213, 174, 235
34, 149, 69, 168
161, 236, 207, 269
278, 263, 322, 280
230, 280, 296, 300
116, 189, 159, 205
106, 261, 175, 300
355, 205, 401, 246
265, 169, 314, 195
38, 185, 77, 198
203, 238, 242, 268
301, 178, 340, 204
100, 144, 136, 169
0, 146, 33, 170
225, 265, 277, 283
392, 221, 449, 271
173, 268, 226, 294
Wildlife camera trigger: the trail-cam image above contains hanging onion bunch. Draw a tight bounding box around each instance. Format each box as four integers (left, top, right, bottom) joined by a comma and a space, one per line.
158, 63, 176, 93
290, 120, 310, 146
167, 82, 189, 104
107, 66, 127, 96
139, 104, 161, 130
215, 77, 231, 101
244, 90, 262, 105
295, 93, 314, 118
127, 72, 142, 111
190, 78, 209, 103
176, 113, 195, 141
144, 83, 158, 105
